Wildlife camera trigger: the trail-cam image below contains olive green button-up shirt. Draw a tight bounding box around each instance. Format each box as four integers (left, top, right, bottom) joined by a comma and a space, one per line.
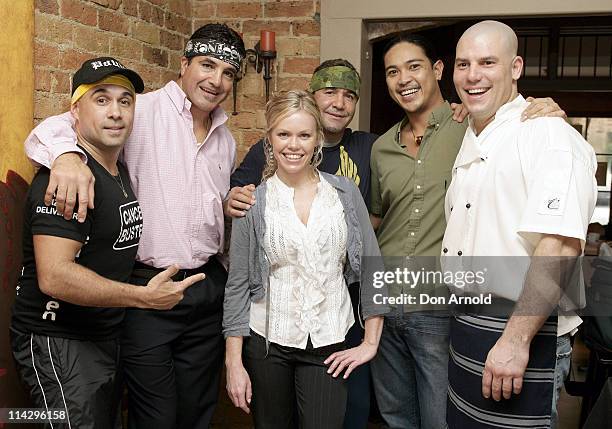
371, 102, 467, 257
370, 102, 467, 309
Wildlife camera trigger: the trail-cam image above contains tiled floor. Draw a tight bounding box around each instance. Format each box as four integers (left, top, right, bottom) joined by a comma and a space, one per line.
211, 338, 592, 429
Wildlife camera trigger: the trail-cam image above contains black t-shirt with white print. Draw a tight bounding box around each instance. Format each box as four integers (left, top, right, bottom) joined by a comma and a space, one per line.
11, 148, 143, 341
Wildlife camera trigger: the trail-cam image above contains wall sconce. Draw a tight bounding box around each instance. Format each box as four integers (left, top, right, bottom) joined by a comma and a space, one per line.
232, 30, 277, 115
246, 30, 277, 102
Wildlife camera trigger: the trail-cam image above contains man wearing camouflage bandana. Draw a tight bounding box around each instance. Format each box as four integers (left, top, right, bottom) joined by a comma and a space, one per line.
229, 59, 375, 211
227, 58, 378, 429
308, 65, 361, 98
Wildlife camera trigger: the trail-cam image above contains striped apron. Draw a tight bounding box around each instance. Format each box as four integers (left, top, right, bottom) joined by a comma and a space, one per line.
447, 313, 558, 429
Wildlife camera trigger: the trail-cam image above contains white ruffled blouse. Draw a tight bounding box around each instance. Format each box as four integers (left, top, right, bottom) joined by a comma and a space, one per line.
249, 173, 354, 349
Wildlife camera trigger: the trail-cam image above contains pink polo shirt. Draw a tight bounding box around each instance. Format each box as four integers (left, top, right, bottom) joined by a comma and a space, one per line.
25, 81, 236, 269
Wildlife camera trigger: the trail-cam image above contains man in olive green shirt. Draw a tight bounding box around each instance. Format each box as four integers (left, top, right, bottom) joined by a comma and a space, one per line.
371, 104, 465, 258
369, 33, 564, 429
369, 34, 462, 429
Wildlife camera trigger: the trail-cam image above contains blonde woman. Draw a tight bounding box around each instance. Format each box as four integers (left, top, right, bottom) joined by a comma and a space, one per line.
223, 90, 387, 429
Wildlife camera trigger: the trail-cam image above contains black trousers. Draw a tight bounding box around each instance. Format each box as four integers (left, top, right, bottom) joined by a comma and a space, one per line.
122, 257, 227, 429
10, 329, 122, 429
344, 283, 370, 429
244, 332, 348, 429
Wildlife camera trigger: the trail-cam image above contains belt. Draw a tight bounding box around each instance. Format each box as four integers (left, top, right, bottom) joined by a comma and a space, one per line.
132, 261, 209, 282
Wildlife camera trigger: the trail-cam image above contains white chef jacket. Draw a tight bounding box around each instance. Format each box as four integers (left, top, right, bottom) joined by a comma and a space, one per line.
442, 95, 597, 336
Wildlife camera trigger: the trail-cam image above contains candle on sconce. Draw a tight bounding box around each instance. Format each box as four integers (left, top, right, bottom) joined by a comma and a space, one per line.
260, 30, 276, 52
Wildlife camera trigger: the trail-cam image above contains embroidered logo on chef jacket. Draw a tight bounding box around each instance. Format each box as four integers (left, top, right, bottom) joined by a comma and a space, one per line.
547, 198, 561, 210
535, 152, 571, 217
538, 194, 565, 216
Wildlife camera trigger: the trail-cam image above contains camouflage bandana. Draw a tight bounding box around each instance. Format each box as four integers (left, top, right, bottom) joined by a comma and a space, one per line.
309, 66, 360, 97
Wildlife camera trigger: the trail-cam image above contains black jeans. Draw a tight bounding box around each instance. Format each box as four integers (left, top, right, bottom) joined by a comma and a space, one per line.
244, 331, 347, 429
122, 257, 227, 429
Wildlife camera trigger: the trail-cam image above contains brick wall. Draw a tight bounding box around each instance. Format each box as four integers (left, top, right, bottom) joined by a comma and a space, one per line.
34, 0, 192, 123
192, 0, 321, 160
33, 0, 322, 160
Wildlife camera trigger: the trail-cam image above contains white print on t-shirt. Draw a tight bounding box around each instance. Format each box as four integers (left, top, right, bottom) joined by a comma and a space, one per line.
42, 300, 60, 321
35, 198, 79, 220
113, 201, 143, 250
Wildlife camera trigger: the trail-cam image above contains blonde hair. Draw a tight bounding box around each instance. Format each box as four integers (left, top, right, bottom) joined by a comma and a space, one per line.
261, 90, 324, 181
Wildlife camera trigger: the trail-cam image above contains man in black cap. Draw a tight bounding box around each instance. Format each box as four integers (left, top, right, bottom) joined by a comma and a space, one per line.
10, 57, 203, 429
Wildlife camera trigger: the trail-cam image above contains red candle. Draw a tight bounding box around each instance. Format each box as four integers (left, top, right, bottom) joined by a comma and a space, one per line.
260, 30, 275, 52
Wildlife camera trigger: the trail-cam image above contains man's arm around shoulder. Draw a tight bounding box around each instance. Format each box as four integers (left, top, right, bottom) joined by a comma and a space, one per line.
225, 140, 265, 218
26, 112, 94, 223
26, 112, 82, 167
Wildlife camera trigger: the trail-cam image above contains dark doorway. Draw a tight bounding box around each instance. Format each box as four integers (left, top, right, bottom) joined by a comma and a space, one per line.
369, 16, 612, 135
